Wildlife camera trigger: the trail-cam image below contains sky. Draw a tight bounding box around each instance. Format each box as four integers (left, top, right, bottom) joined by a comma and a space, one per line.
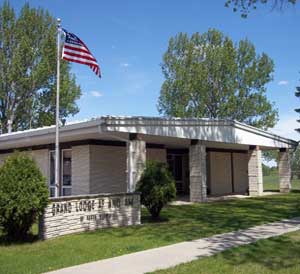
6, 0, 300, 140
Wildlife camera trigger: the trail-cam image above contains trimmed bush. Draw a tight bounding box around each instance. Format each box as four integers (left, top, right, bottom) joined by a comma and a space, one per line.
0, 152, 48, 240
137, 161, 176, 220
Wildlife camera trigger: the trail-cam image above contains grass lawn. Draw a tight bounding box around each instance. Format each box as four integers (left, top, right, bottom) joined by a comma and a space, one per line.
0, 192, 300, 274
263, 174, 300, 192
150, 230, 300, 274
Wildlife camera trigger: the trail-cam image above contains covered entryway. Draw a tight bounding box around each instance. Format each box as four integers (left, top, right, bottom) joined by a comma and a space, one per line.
166, 147, 249, 198
167, 149, 189, 195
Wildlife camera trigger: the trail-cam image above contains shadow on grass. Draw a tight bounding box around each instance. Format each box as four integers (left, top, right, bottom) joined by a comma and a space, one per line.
264, 189, 300, 193
91, 193, 300, 245
141, 216, 169, 223
291, 189, 300, 193
0, 233, 39, 246
219, 233, 300, 271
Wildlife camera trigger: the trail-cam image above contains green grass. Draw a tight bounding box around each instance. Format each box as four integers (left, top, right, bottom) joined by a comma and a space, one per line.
263, 174, 300, 192
0, 192, 300, 274
150, 230, 300, 274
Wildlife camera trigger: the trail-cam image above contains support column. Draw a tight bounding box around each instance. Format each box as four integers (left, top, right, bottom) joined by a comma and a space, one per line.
248, 146, 263, 196
189, 140, 207, 202
127, 134, 146, 193
279, 148, 291, 193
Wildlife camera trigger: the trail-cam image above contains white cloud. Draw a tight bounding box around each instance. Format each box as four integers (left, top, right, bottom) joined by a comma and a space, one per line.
278, 80, 289, 86
90, 91, 103, 97
120, 63, 130, 68
271, 115, 299, 141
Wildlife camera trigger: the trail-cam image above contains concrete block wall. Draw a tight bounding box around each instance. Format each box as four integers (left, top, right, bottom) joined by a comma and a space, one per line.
90, 145, 127, 194
278, 149, 291, 193
0, 150, 49, 180
232, 152, 248, 194
146, 148, 167, 163
189, 142, 207, 202
72, 145, 90, 195
248, 148, 263, 196
30, 149, 49, 179
0, 143, 151, 196
209, 151, 232, 195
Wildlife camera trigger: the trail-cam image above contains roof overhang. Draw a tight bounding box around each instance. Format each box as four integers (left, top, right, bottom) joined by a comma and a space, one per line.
0, 116, 297, 151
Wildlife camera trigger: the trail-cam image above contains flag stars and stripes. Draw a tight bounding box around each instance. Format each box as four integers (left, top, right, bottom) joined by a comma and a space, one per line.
62, 28, 101, 77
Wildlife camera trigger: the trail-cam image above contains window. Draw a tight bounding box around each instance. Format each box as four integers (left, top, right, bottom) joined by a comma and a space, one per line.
62, 150, 72, 196
49, 149, 72, 197
49, 151, 56, 197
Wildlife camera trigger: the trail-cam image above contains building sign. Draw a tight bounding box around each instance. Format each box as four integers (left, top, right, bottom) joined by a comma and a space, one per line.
39, 193, 140, 240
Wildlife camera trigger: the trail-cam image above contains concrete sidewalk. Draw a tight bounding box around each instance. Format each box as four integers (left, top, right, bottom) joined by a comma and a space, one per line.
46, 218, 300, 274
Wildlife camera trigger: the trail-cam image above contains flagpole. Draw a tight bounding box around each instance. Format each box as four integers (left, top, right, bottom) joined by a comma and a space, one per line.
55, 18, 61, 197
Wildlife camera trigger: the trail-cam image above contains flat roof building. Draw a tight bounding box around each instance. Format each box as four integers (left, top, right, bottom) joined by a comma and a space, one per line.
0, 116, 297, 202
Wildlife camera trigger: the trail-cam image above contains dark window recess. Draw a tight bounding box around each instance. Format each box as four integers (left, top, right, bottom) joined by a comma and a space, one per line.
174, 155, 183, 181
49, 152, 56, 197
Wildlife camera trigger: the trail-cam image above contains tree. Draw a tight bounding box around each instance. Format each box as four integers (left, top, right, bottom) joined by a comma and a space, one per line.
0, 153, 48, 240
0, 2, 81, 133
225, 0, 297, 18
158, 29, 278, 129
137, 161, 176, 220
263, 150, 278, 164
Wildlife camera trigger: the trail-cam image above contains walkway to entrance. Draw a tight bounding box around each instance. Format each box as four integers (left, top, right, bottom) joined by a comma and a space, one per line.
46, 218, 300, 274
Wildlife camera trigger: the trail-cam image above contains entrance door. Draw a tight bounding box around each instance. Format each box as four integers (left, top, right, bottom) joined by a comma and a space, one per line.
167, 154, 184, 193
209, 152, 232, 195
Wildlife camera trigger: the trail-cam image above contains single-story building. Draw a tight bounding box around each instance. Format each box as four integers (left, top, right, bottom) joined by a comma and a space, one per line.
0, 116, 297, 202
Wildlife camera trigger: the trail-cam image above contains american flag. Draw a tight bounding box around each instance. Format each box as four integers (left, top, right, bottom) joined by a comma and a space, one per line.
62, 29, 101, 77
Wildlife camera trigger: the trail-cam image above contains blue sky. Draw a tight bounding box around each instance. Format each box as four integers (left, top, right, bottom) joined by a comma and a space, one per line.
7, 0, 300, 140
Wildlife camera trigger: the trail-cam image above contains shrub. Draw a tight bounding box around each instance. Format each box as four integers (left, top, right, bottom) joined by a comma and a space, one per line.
0, 152, 48, 240
137, 161, 176, 220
